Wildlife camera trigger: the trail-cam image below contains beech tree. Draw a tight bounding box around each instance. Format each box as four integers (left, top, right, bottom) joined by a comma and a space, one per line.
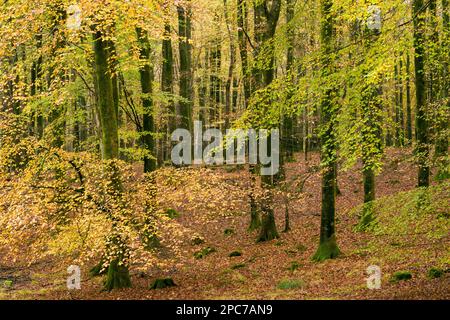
413, 0, 430, 187
312, 0, 340, 261
178, 0, 193, 131
1, 0, 449, 296
136, 27, 157, 172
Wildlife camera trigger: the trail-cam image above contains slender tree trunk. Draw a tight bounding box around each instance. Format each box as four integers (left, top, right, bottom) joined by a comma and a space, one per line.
198, 50, 208, 125
136, 27, 156, 173
304, 105, 309, 161
224, 0, 235, 129
237, 0, 251, 107
312, 0, 340, 261
394, 63, 401, 146
2, 45, 20, 115
406, 52, 413, 143
177, 1, 193, 131
282, 0, 295, 161
31, 34, 43, 138
248, 166, 261, 231
106, 40, 120, 125
161, 21, 175, 162
283, 195, 291, 232
399, 58, 405, 146
209, 40, 221, 127
413, 0, 430, 187
434, 0, 449, 180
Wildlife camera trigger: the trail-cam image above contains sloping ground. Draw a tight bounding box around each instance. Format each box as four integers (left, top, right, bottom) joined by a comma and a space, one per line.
1, 148, 449, 300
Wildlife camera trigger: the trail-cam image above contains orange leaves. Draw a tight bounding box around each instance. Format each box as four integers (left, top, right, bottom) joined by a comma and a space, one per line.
156, 166, 249, 222
0, 128, 188, 272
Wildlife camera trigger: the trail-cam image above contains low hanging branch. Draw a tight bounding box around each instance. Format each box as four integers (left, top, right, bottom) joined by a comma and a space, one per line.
118, 72, 143, 131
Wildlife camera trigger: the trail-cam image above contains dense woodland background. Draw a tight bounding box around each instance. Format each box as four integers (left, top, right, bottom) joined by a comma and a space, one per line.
0, 0, 448, 299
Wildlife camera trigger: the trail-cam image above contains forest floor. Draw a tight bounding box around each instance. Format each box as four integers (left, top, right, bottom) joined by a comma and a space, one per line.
1, 148, 449, 300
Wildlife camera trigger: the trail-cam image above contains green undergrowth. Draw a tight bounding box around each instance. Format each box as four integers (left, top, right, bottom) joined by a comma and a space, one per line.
276, 278, 305, 290
346, 182, 450, 267
390, 271, 412, 283
349, 181, 449, 241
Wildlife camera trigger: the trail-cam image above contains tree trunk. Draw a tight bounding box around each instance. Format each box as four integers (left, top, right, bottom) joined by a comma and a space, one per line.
435, 0, 449, 180
282, 0, 295, 161
359, 24, 382, 229
253, 0, 281, 241
224, 0, 235, 129
136, 27, 156, 173
406, 52, 413, 143
93, 30, 119, 160
236, 0, 260, 231
161, 20, 175, 162
253, 0, 281, 88
237, 0, 251, 107
209, 41, 221, 127
394, 63, 404, 146
92, 27, 130, 290
198, 50, 208, 125
283, 195, 291, 232
177, 1, 193, 131
312, 0, 340, 262
248, 166, 261, 231
399, 58, 405, 146
31, 34, 43, 138
413, 0, 430, 187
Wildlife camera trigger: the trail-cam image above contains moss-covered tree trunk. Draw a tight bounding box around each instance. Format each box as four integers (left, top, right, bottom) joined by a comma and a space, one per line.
4, 46, 20, 115
198, 52, 208, 125
257, 193, 279, 242
360, 103, 381, 230
283, 195, 291, 233
136, 27, 156, 173
282, 0, 295, 162
248, 166, 261, 231
253, 0, 281, 241
358, 22, 383, 231
399, 59, 405, 146
253, 0, 281, 88
105, 39, 120, 127
46, 2, 67, 148
224, 0, 235, 129
92, 28, 130, 290
161, 19, 175, 162
394, 61, 404, 147
435, 0, 449, 180
405, 53, 413, 144
209, 39, 221, 127
428, 0, 438, 109
413, 0, 430, 187
303, 105, 309, 161
237, 0, 251, 107
93, 30, 119, 160
236, 0, 261, 231
177, 1, 193, 131
312, 0, 340, 262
